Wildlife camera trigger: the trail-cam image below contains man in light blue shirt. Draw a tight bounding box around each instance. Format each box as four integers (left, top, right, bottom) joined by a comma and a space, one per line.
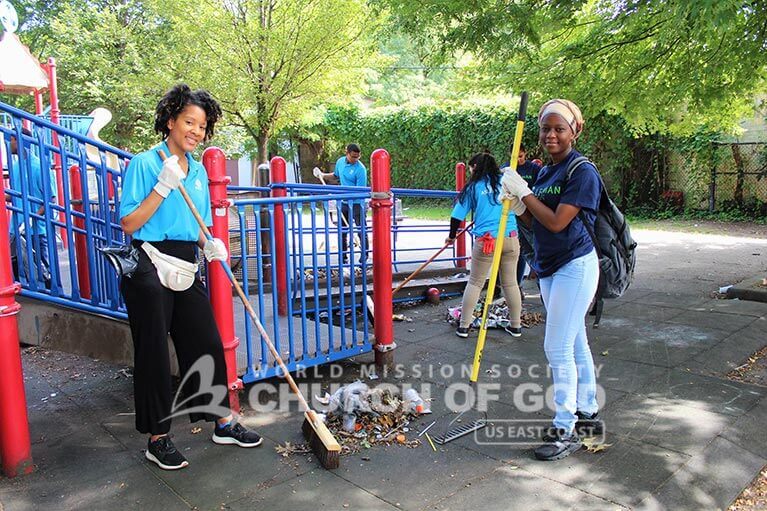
316, 143, 368, 264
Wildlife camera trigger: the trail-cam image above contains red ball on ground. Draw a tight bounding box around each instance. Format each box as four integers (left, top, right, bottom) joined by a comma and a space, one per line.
426, 287, 440, 304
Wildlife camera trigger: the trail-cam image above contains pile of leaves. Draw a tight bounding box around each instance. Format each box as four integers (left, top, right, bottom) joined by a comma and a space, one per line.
276, 387, 425, 458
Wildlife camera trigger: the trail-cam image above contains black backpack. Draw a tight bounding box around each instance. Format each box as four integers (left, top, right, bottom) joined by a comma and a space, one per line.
567, 156, 637, 327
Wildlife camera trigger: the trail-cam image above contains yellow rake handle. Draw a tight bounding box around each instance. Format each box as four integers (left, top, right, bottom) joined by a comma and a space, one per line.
470, 91, 528, 383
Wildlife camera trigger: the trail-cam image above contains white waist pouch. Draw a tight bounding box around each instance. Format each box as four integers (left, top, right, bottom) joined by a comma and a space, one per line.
141, 242, 198, 291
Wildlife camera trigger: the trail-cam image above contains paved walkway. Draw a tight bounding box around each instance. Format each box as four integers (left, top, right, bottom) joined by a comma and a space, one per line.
1, 227, 766, 510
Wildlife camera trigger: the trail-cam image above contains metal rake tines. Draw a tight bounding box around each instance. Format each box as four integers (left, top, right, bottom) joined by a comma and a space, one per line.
433, 418, 488, 445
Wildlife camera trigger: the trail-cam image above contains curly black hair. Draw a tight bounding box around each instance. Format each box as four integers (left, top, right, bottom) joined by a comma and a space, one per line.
455, 152, 502, 211
154, 84, 223, 142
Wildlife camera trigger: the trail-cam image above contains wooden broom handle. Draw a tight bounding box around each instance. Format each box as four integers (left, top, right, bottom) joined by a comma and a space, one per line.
158, 150, 318, 422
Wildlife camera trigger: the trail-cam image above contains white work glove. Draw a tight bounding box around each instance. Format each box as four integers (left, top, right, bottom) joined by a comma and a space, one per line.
501, 168, 533, 200
154, 155, 185, 198
312, 167, 322, 178
203, 237, 228, 262
508, 196, 527, 216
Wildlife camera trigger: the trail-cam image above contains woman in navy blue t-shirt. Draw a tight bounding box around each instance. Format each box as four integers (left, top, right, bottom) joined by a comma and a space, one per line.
501, 99, 601, 461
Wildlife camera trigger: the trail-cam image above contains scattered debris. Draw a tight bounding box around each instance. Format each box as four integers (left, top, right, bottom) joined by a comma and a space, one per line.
191, 427, 202, 434
312, 383, 429, 456
582, 437, 612, 453
392, 314, 413, 322
727, 345, 767, 386
446, 299, 544, 330
275, 441, 313, 458
601, 350, 609, 356
729, 466, 767, 511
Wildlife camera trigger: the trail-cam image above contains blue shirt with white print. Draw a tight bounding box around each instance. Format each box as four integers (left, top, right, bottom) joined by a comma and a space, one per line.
334, 155, 367, 206
531, 150, 601, 277
119, 141, 212, 242
451, 176, 517, 238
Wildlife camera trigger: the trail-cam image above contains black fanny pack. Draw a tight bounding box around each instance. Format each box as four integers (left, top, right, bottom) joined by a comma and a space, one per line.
98, 244, 140, 278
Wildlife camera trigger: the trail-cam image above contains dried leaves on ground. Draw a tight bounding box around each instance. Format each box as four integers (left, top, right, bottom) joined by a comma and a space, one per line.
727, 345, 767, 387
729, 467, 767, 511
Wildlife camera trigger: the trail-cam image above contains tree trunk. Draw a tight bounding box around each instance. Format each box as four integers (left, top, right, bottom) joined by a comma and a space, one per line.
257, 132, 269, 164
731, 143, 745, 207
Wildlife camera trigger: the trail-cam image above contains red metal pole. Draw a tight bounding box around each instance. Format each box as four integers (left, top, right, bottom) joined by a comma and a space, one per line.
203, 147, 243, 413
371, 149, 395, 369
455, 162, 467, 268
46, 58, 67, 249
33, 90, 44, 115
270, 157, 288, 317
69, 165, 91, 299
0, 173, 34, 478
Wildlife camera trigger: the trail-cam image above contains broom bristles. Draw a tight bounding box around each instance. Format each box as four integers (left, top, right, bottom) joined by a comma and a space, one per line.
302, 412, 341, 469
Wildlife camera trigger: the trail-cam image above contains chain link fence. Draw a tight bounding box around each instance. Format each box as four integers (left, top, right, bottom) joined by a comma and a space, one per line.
709, 142, 767, 216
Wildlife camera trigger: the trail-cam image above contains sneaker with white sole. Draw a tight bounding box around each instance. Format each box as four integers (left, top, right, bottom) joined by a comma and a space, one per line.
455, 326, 470, 338
212, 421, 263, 447
145, 435, 189, 470
504, 325, 522, 337
534, 428, 582, 461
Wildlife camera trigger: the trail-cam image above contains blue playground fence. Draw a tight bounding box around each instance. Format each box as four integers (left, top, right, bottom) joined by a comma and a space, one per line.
1, 99, 470, 382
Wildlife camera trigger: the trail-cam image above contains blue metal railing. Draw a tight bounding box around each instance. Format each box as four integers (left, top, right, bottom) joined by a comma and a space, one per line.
2, 99, 467, 381
1, 102, 130, 320
281, 182, 470, 272
231, 192, 372, 383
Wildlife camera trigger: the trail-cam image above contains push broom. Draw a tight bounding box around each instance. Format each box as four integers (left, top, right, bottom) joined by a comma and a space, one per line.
159, 150, 341, 469
433, 91, 529, 444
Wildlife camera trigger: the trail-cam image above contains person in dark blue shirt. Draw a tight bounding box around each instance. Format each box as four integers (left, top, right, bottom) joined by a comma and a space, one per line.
512, 145, 541, 289
120, 84, 261, 470
446, 152, 522, 338
502, 99, 601, 461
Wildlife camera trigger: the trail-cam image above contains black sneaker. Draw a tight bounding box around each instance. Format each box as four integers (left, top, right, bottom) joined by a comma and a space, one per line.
575, 411, 604, 437
212, 421, 263, 447
145, 435, 189, 470
455, 326, 470, 338
534, 428, 582, 461
504, 325, 522, 337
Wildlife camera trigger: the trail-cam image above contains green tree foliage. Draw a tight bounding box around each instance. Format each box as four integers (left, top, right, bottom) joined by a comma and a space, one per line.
308, 103, 537, 190
380, 0, 767, 135
159, 0, 382, 165
10, 0, 175, 149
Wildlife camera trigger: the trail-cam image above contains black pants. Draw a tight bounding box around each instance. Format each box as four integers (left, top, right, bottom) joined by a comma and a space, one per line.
121, 240, 229, 435
340, 203, 369, 264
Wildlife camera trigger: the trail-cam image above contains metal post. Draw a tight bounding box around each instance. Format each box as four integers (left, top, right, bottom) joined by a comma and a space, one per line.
69, 165, 91, 299
0, 175, 34, 477
46, 58, 67, 248
258, 163, 271, 283
371, 149, 395, 369
33, 90, 44, 115
203, 147, 243, 413
270, 157, 288, 317
455, 162, 467, 268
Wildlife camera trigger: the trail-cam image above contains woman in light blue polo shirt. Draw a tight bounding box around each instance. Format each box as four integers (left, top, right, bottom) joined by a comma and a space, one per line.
119, 84, 261, 470
446, 152, 522, 339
